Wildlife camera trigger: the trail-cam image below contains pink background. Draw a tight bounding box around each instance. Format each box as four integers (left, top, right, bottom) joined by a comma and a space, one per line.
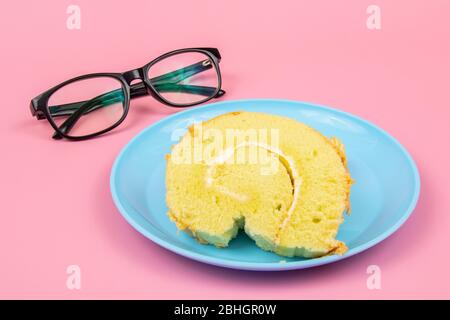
1, 0, 449, 299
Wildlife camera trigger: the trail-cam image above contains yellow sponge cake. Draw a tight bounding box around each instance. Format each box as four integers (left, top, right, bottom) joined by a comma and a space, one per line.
165, 111, 353, 258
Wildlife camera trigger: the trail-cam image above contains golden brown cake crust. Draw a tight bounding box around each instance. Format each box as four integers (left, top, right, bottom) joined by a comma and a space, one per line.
328, 136, 354, 215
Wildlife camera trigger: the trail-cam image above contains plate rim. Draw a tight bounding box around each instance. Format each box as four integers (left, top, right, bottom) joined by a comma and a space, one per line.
110, 98, 421, 271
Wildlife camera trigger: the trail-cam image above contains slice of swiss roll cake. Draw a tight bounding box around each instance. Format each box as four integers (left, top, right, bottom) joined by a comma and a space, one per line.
165, 111, 353, 258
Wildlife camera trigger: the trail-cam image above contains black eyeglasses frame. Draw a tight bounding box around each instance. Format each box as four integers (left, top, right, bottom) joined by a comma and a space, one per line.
30, 47, 225, 140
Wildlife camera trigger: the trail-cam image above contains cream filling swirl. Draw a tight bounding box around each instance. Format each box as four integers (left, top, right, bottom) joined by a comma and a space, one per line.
204, 142, 301, 244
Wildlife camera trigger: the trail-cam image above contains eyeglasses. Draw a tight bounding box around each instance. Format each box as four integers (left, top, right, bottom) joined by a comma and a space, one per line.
30, 47, 225, 140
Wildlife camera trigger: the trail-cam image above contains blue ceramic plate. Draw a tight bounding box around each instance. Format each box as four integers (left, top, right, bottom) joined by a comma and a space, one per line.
110, 99, 420, 271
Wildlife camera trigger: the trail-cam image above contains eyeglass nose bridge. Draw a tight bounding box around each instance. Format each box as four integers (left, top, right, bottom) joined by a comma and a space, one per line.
122, 68, 144, 84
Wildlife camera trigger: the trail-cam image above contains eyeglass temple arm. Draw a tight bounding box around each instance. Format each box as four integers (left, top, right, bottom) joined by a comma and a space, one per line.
47, 60, 225, 118
51, 90, 126, 139
47, 83, 147, 118
48, 83, 224, 120
149, 59, 212, 85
